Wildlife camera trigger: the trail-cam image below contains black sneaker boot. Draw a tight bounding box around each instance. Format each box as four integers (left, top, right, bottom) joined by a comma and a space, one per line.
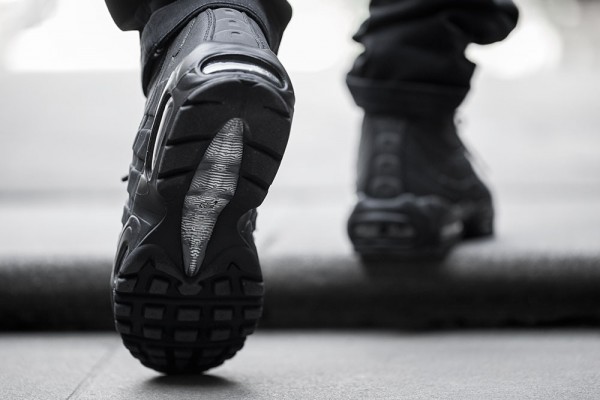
112, 8, 294, 374
348, 114, 493, 260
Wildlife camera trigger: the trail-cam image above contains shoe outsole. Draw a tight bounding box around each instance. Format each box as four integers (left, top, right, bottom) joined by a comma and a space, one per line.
112, 44, 294, 374
348, 195, 493, 261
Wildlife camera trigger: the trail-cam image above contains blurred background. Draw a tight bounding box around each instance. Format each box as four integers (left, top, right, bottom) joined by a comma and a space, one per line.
0, 0, 599, 258
1, 0, 600, 398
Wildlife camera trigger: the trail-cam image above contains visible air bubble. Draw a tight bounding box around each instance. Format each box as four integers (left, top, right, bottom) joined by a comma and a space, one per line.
202, 60, 282, 87
181, 119, 244, 277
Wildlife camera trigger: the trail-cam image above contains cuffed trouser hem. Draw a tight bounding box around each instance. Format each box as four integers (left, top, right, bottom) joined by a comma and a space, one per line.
347, 75, 469, 118
347, 0, 518, 117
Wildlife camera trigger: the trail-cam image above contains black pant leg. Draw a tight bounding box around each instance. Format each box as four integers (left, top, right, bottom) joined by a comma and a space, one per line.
347, 0, 519, 117
105, 0, 173, 31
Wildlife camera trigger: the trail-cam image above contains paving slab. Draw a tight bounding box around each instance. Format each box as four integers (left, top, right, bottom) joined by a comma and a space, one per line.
1, 331, 600, 400
0, 333, 117, 400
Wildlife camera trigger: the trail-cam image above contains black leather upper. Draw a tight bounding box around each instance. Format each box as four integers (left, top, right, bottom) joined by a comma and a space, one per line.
356, 114, 492, 205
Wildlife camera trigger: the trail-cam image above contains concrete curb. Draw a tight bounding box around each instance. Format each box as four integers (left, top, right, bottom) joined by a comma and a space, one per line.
2, 250, 599, 330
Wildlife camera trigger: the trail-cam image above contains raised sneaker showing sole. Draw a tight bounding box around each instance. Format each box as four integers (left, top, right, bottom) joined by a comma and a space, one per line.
348, 195, 493, 261
112, 43, 294, 374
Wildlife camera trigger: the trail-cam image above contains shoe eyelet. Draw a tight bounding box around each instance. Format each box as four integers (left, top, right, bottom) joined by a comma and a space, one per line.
152, 47, 164, 59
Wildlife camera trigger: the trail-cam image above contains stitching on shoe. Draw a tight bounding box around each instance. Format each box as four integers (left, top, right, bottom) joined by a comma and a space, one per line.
172, 17, 196, 58
204, 9, 215, 41
243, 12, 266, 49
199, 11, 210, 43
146, 15, 199, 111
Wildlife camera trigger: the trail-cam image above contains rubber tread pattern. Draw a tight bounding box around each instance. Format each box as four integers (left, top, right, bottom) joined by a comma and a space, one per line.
114, 245, 263, 373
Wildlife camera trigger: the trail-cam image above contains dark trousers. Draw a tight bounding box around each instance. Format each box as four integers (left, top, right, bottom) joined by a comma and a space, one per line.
105, 0, 518, 117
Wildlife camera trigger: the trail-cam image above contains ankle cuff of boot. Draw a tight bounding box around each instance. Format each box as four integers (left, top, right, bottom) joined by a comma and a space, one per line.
346, 75, 469, 118
140, 0, 283, 93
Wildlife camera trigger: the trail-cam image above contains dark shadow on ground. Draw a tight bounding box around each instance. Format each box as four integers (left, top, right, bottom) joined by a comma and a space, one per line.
145, 374, 237, 389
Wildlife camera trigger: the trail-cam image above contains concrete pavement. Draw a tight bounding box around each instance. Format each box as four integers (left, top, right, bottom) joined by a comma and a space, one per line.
3, 331, 600, 400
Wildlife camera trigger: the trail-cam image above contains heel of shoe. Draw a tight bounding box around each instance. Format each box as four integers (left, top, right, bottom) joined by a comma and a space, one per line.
348, 195, 463, 260
462, 204, 494, 238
